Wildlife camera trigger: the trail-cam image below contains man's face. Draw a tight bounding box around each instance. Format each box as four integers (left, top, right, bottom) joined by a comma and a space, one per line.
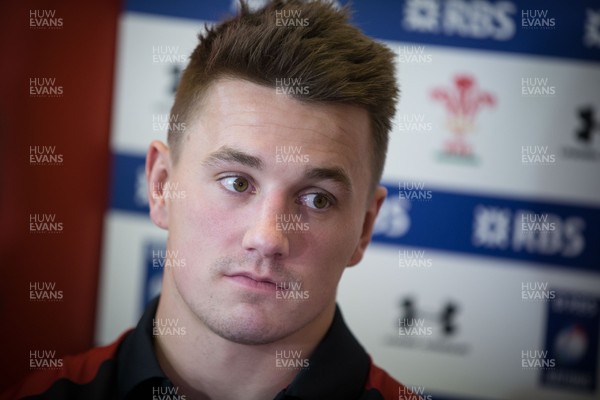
149, 78, 384, 345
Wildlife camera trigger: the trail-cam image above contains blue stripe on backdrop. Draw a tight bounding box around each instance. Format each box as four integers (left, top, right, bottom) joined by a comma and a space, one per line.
109, 151, 149, 215
110, 152, 600, 273
374, 181, 599, 273
124, 0, 600, 63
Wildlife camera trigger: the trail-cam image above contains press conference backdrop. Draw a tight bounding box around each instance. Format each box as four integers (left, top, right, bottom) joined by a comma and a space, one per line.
96, 1, 600, 399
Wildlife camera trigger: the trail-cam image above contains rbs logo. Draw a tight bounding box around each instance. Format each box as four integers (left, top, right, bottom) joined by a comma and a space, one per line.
403, 0, 517, 41
472, 206, 586, 258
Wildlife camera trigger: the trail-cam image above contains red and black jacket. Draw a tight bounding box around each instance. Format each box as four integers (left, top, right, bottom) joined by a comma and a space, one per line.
4, 298, 417, 399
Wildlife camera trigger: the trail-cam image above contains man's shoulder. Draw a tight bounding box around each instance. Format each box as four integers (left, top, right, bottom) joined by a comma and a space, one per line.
364, 360, 422, 400
2, 330, 131, 400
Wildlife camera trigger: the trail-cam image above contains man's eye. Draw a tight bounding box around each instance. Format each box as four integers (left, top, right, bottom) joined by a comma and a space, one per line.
221, 176, 252, 193
299, 193, 332, 210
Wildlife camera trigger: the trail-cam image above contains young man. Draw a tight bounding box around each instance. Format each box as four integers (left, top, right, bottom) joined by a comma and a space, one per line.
6, 1, 414, 399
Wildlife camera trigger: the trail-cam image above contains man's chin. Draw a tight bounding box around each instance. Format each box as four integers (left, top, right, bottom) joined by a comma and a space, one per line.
208, 318, 286, 346
204, 303, 291, 345
215, 329, 281, 346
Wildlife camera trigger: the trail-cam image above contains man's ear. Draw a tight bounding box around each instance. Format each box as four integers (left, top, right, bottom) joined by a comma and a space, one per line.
146, 140, 171, 230
348, 186, 387, 266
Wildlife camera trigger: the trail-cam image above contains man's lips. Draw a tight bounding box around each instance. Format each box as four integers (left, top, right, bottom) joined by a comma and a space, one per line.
224, 273, 279, 291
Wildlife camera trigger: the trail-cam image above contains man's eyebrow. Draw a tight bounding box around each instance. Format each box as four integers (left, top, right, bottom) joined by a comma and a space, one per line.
202, 146, 352, 192
201, 146, 263, 170
304, 166, 353, 193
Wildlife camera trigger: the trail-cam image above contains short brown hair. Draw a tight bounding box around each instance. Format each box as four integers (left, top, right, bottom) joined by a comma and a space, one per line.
168, 0, 399, 189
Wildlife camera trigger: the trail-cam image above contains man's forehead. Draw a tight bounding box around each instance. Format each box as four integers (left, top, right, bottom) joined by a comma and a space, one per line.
196, 78, 370, 143
182, 78, 373, 193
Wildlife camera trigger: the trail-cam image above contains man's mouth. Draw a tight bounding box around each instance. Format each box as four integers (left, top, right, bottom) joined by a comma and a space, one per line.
224, 273, 279, 291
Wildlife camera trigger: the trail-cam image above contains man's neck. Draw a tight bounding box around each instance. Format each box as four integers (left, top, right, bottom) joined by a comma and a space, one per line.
153, 274, 335, 400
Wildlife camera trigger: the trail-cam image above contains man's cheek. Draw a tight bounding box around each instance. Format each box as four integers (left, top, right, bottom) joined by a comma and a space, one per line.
196, 190, 235, 224
176, 194, 217, 229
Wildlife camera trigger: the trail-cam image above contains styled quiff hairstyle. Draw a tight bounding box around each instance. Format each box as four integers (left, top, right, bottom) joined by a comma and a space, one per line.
168, 0, 399, 189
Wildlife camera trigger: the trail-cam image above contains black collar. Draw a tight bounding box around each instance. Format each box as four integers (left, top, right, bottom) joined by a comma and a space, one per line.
275, 306, 371, 399
117, 297, 371, 399
117, 297, 167, 399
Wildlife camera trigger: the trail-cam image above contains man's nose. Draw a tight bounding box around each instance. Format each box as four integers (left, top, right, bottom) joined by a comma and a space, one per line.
241, 192, 290, 259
